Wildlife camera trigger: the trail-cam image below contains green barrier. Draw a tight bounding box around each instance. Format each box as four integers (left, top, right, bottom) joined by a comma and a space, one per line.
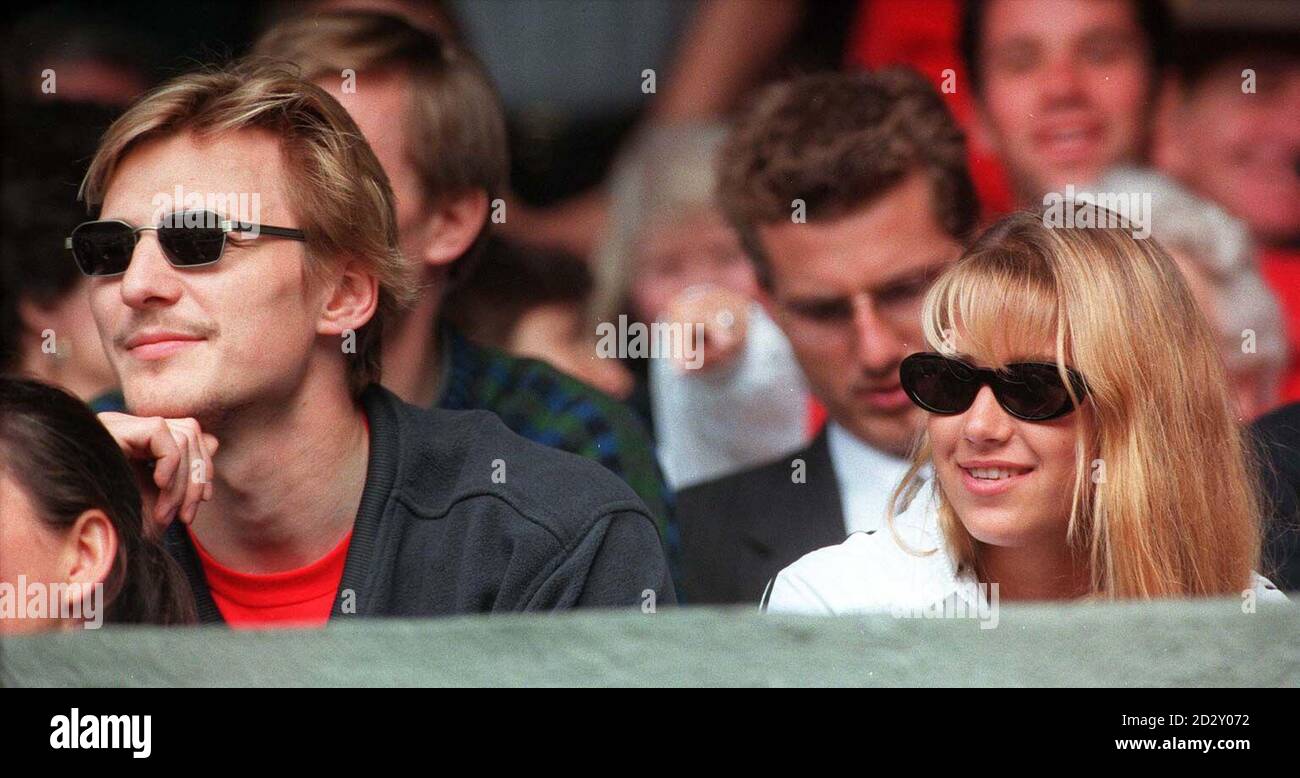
2, 601, 1297, 687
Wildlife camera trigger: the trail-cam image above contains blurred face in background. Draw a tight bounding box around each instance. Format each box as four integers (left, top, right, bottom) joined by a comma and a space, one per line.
1163, 63, 1300, 248
975, 0, 1154, 202
757, 173, 962, 457
319, 70, 437, 275
16, 278, 118, 402
1165, 247, 1274, 420
629, 207, 756, 323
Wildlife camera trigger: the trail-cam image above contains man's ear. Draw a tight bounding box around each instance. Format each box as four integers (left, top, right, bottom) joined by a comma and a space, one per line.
317, 261, 381, 337
1150, 72, 1186, 174
414, 189, 490, 269
60, 509, 117, 603
755, 282, 780, 322
970, 101, 998, 154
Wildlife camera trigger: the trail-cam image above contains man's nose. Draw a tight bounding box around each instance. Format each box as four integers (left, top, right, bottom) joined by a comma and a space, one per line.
850, 294, 905, 373
1040, 53, 1087, 105
119, 231, 183, 309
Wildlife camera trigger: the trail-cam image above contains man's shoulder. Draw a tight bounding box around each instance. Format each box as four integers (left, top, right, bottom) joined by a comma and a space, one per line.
677, 440, 823, 510
445, 330, 651, 449
367, 384, 653, 544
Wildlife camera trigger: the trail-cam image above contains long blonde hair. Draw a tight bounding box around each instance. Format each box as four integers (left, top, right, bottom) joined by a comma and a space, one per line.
890, 209, 1263, 598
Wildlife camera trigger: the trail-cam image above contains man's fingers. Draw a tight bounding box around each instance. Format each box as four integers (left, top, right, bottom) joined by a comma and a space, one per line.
95, 412, 218, 526
155, 427, 191, 526
176, 427, 204, 525
200, 433, 219, 502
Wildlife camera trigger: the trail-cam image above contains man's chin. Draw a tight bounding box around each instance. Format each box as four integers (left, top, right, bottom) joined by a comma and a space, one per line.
122, 383, 216, 421
836, 408, 924, 458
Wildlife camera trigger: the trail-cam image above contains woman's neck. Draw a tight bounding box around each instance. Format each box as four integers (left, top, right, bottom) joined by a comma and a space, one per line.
977, 540, 1092, 602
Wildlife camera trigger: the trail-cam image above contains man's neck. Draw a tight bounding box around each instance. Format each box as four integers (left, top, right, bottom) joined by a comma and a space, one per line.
381, 285, 445, 408
189, 371, 370, 574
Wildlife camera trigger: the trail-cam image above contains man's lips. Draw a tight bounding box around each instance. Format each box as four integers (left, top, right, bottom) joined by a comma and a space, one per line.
123, 331, 205, 360
854, 383, 912, 412
1033, 121, 1103, 165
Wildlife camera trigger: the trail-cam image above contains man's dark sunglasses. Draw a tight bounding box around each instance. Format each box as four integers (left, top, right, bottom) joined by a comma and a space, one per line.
66, 209, 307, 277
899, 352, 1088, 422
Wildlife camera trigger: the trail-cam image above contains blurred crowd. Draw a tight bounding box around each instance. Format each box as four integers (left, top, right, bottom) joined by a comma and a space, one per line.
1, 0, 1298, 631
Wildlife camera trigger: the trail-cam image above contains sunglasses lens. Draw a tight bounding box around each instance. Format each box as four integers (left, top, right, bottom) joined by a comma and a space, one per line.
158, 211, 226, 266
996, 364, 1074, 420
900, 354, 979, 414
70, 222, 136, 276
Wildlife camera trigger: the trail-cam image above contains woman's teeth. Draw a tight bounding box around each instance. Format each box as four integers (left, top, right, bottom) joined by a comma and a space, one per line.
966, 467, 1028, 481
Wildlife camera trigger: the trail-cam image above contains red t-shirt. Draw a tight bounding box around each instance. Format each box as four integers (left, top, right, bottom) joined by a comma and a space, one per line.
845, 0, 1016, 220
188, 526, 352, 630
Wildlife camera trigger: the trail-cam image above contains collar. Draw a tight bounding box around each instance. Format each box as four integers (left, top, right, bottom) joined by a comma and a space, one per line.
887, 480, 988, 613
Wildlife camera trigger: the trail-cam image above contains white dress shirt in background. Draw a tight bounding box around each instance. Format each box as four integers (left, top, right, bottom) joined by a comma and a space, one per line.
826, 422, 916, 537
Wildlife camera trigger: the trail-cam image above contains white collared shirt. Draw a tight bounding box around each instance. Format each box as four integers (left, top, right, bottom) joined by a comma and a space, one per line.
826, 422, 917, 536
765, 482, 1289, 615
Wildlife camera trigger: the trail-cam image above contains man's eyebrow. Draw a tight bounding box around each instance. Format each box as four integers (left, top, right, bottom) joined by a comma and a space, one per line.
871, 260, 950, 293
1077, 24, 1139, 45
784, 292, 851, 308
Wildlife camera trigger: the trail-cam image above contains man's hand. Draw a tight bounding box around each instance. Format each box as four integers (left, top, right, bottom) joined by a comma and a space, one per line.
96, 413, 219, 533
661, 284, 751, 373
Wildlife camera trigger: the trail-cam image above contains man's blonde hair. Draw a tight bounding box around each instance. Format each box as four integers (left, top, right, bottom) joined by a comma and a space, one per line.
891, 208, 1264, 598
80, 58, 415, 397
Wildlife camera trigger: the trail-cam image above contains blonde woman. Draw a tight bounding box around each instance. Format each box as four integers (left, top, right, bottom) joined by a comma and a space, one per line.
766, 208, 1288, 613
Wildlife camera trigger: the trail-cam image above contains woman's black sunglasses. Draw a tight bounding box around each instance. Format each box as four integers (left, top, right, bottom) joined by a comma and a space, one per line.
899, 352, 1088, 421
65, 209, 307, 277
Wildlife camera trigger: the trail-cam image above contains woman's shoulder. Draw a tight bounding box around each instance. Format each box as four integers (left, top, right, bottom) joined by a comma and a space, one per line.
764, 492, 960, 615
1251, 572, 1289, 603
764, 531, 905, 615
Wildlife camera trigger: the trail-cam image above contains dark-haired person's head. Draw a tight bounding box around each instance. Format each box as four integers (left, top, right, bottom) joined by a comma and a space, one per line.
1157, 27, 1300, 248
960, 0, 1172, 204
0, 377, 195, 633
1, 101, 120, 402
717, 68, 977, 457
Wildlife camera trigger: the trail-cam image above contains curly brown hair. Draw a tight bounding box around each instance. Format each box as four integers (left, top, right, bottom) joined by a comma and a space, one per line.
717, 67, 978, 287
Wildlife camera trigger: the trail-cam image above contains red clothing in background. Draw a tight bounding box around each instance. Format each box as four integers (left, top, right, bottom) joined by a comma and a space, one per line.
1260, 247, 1300, 406
844, 0, 1014, 219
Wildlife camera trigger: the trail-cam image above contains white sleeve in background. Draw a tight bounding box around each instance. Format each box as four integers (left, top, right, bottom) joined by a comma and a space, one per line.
651, 303, 809, 491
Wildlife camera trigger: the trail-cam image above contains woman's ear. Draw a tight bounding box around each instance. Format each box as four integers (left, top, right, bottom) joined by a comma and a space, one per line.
59, 508, 117, 616
317, 261, 381, 338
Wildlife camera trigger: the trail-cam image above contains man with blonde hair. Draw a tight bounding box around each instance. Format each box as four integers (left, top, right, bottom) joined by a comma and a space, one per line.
74, 59, 673, 626
252, 10, 675, 557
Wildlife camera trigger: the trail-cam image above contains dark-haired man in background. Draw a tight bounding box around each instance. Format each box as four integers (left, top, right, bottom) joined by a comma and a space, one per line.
677, 69, 979, 605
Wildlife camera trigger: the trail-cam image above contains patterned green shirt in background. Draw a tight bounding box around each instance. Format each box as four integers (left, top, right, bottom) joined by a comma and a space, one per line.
439, 327, 680, 583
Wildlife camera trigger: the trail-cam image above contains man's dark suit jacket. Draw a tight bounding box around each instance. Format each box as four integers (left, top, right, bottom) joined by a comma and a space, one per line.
1252, 401, 1300, 592
677, 432, 849, 605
